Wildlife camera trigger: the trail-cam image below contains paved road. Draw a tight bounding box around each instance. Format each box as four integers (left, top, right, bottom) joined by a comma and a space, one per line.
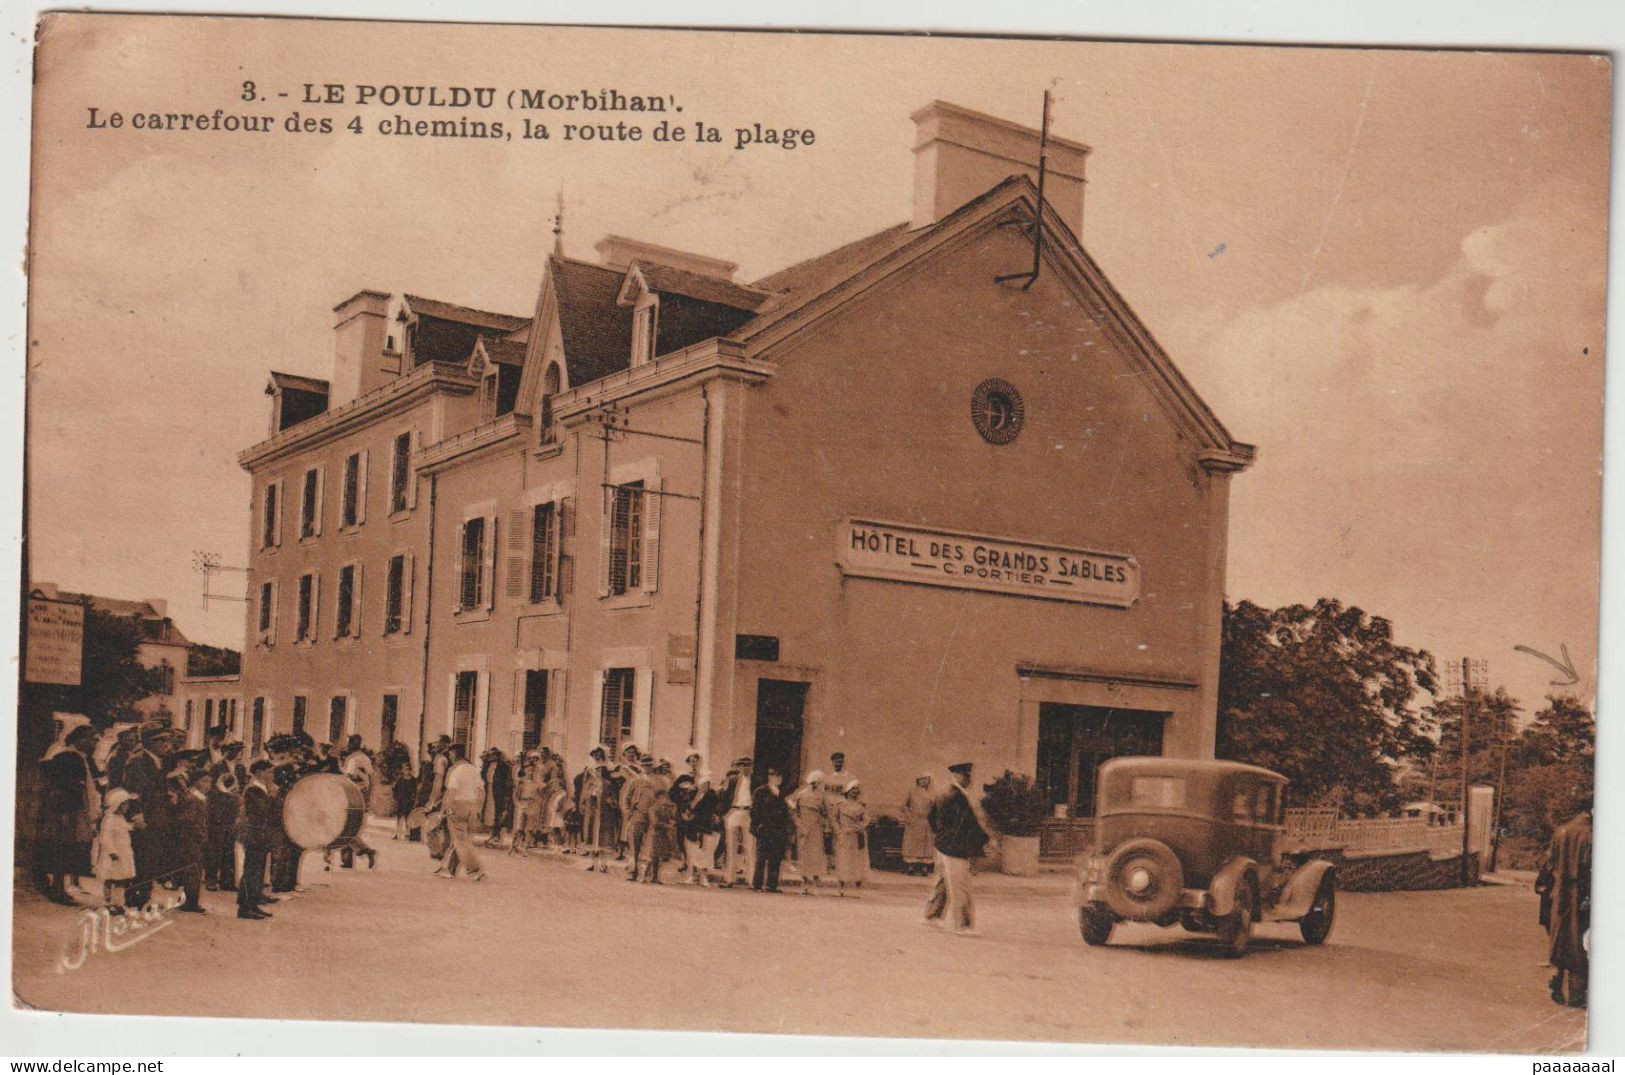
12, 828, 1586, 1051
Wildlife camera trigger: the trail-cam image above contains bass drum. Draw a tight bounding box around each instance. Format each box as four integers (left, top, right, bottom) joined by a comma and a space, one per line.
283, 773, 366, 850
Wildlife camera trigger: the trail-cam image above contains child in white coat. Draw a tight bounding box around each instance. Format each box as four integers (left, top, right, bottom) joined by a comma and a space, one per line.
92, 789, 141, 914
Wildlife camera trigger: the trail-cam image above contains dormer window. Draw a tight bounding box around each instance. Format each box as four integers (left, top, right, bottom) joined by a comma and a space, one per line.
632, 298, 659, 366
540, 362, 562, 444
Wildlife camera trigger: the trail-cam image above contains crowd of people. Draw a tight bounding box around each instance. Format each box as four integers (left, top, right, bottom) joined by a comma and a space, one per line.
33, 712, 990, 938
409, 739, 899, 895
33, 716, 386, 921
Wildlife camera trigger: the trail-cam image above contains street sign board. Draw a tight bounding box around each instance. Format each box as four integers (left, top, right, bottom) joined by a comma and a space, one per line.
26, 596, 84, 686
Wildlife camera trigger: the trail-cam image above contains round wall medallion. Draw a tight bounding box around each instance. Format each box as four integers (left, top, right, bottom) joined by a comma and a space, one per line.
970, 378, 1026, 445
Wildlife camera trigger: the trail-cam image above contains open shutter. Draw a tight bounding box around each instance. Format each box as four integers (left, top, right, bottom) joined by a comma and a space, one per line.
484, 514, 499, 610
311, 572, 321, 638
313, 466, 326, 536
402, 552, 415, 633
357, 450, 369, 525
273, 483, 283, 547
642, 478, 663, 593
559, 496, 574, 600
505, 506, 529, 600
597, 490, 612, 597
548, 668, 566, 751
353, 563, 364, 634
407, 432, 422, 509
269, 580, 279, 642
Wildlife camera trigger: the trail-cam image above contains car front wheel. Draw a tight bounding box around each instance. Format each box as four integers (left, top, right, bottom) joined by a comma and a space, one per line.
1299, 876, 1336, 945
1079, 906, 1116, 946
1215, 882, 1254, 958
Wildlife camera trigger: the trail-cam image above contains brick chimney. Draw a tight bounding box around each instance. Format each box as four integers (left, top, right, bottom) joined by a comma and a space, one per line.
910, 100, 1091, 235
330, 290, 393, 406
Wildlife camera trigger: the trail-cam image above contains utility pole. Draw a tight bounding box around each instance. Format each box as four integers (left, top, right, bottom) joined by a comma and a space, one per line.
1459, 657, 1473, 885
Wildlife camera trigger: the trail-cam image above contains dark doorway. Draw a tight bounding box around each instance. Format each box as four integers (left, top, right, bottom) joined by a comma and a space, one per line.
1037, 703, 1166, 819
753, 679, 809, 789
522, 670, 548, 751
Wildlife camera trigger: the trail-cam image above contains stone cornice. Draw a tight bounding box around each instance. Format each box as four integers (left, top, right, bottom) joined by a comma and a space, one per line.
552, 338, 774, 424
417, 412, 534, 474
237, 361, 478, 471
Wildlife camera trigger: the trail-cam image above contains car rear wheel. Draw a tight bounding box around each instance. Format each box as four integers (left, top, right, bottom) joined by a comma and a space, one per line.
1299, 876, 1336, 945
1079, 906, 1116, 947
1215, 881, 1254, 958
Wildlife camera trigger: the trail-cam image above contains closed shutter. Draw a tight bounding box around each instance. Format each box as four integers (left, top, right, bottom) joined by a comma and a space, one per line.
505, 506, 529, 600
559, 497, 574, 600
402, 551, 414, 633
643, 478, 663, 593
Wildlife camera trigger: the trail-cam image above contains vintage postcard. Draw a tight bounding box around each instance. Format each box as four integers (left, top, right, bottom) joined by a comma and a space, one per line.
12, 15, 1607, 1053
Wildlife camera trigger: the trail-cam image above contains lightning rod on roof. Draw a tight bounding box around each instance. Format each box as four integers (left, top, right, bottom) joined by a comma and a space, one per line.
994, 90, 1051, 291
553, 186, 565, 258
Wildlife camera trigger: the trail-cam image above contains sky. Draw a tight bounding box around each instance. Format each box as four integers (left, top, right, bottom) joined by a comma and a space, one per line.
24, 17, 1612, 720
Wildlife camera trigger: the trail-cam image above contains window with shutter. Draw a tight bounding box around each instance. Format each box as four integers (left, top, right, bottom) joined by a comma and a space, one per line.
599, 667, 636, 752
341, 453, 360, 527
251, 697, 265, 752
390, 432, 411, 513
262, 483, 280, 549
529, 502, 556, 602
385, 554, 405, 634
505, 507, 529, 600
258, 581, 273, 634
607, 482, 645, 596
300, 469, 318, 538
296, 573, 313, 641
452, 671, 478, 748
459, 518, 486, 609
643, 478, 662, 593
292, 695, 308, 737
381, 695, 399, 748
336, 564, 356, 637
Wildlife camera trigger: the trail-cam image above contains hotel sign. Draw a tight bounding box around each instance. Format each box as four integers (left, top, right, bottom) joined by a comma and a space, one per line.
836, 519, 1139, 607
26, 596, 84, 686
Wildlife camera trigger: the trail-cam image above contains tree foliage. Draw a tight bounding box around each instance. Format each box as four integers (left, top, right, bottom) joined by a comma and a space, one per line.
1216, 598, 1437, 811
187, 642, 241, 677
1500, 695, 1595, 846
79, 605, 165, 723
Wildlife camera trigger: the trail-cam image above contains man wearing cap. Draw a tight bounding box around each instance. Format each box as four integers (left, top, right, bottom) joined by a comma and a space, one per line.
719, 756, 756, 887
925, 761, 991, 936
118, 722, 175, 909
620, 756, 657, 881
172, 769, 211, 913
436, 743, 487, 882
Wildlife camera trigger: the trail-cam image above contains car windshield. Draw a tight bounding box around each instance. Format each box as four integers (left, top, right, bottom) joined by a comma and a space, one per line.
1127, 775, 1186, 808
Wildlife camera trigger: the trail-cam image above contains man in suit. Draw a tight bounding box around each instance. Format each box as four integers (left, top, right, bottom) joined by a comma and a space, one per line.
749, 766, 794, 893
925, 761, 992, 936
172, 770, 211, 913
238, 760, 278, 920
117, 723, 175, 909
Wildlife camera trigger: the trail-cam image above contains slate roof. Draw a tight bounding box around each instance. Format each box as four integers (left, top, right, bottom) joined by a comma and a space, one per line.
738, 221, 916, 335
630, 261, 770, 313
403, 294, 529, 333
549, 256, 635, 387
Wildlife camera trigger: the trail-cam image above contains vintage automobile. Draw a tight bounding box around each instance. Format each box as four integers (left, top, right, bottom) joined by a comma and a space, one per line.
1073, 757, 1336, 956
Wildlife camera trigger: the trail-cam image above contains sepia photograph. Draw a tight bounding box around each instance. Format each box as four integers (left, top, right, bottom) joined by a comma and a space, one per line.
8, 12, 1611, 1055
